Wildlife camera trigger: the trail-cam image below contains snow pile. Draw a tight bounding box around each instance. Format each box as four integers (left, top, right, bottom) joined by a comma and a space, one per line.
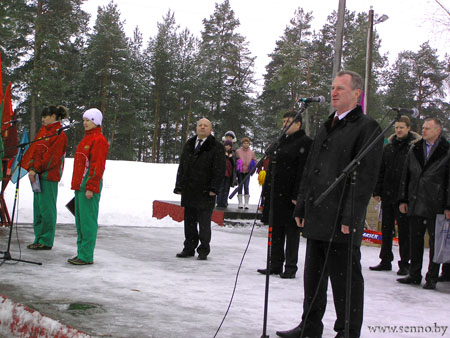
0, 295, 91, 338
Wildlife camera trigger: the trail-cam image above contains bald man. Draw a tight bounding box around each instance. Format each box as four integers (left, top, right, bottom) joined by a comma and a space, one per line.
174, 118, 225, 260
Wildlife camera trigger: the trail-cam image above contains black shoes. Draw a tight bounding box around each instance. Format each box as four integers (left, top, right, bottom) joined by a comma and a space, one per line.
279, 271, 296, 279
257, 268, 282, 275
397, 266, 409, 276
176, 250, 195, 258
369, 261, 392, 271
27, 243, 52, 250
423, 280, 437, 290
276, 325, 303, 338
397, 276, 422, 285
197, 254, 207, 260
437, 274, 450, 282
276, 325, 321, 338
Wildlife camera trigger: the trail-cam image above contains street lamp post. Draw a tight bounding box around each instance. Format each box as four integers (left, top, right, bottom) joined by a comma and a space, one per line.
363, 8, 388, 114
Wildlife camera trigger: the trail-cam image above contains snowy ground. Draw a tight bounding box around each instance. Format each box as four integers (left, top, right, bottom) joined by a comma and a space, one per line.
0, 160, 449, 338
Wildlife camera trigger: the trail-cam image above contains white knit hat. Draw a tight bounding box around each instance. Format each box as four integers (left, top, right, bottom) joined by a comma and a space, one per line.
83, 108, 103, 126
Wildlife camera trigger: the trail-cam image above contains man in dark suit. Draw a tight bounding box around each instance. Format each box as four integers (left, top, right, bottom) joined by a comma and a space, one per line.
174, 118, 225, 260
257, 111, 312, 278
397, 117, 450, 290
276, 70, 383, 338
370, 116, 421, 275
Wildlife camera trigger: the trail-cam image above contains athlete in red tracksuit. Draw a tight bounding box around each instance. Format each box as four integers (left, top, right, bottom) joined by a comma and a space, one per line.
68, 108, 109, 265
22, 106, 68, 250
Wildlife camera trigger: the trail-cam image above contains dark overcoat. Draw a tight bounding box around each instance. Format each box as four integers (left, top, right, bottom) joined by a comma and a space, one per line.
373, 131, 421, 204
398, 136, 450, 218
174, 135, 225, 210
261, 129, 312, 226
294, 105, 383, 246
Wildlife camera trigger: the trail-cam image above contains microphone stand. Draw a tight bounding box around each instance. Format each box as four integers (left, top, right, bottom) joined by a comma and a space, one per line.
229, 102, 309, 338
0, 122, 77, 266
312, 111, 402, 338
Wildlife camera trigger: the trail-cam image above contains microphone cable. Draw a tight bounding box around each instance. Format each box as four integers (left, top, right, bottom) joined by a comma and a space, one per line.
212, 194, 263, 338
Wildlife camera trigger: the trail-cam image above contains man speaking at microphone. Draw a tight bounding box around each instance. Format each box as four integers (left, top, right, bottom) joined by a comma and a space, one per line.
276, 70, 383, 338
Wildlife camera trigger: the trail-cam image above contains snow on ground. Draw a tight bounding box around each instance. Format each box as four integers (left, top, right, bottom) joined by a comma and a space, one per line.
1, 160, 450, 338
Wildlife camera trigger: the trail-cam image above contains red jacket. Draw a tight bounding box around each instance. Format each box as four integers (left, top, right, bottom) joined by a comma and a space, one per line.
22, 122, 67, 182
71, 127, 109, 193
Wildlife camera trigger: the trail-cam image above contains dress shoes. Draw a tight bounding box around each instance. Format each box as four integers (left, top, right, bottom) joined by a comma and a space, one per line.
279, 271, 296, 279
276, 325, 320, 338
257, 268, 282, 275
423, 280, 437, 290
397, 275, 421, 285
176, 250, 195, 258
197, 254, 207, 260
397, 266, 409, 276
437, 274, 450, 282
276, 325, 302, 338
369, 261, 392, 271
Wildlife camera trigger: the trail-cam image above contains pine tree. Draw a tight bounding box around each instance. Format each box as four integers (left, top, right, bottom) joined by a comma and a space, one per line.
198, 0, 256, 140
81, 1, 133, 160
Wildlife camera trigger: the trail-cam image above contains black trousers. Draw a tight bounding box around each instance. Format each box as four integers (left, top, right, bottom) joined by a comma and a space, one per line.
379, 202, 410, 268
216, 176, 231, 207
271, 219, 301, 273
183, 206, 213, 256
300, 239, 364, 338
409, 216, 440, 282
442, 263, 450, 276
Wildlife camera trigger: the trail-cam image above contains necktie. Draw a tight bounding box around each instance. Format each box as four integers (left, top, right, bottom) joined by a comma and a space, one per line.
195, 139, 203, 152
331, 116, 339, 128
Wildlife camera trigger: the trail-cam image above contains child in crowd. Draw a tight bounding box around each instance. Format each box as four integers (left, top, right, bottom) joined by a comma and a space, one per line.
68, 108, 109, 265
222, 130, 237, 145
216, 139, 237, 208
23, 105, 68, 250
235, 137, 257, 209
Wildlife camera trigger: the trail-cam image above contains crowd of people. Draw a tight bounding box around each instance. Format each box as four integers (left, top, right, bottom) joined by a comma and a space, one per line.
21, 69, 449, 338
173, 70, 449, 338
23, 107, 109, 265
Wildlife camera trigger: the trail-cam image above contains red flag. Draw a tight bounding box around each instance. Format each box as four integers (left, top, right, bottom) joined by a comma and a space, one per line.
2, 82, 13, 136
0, 51, 3, 103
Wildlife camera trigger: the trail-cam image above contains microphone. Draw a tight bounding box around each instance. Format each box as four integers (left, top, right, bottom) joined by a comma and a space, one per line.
57, 120, 80, 134
2, 118, 22, 125
391, 107, 419, 118
298, 96, 326, 103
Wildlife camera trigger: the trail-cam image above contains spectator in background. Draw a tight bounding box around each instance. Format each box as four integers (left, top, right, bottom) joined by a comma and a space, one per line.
222, 130, 237, 146
174, 118, 225, 260
257, 111, 312, 278
216, 139, 237, 208
23, 105, 68, 251
235, 137, 257, 209
370, 116, 421, 275
398, 117, 450, 290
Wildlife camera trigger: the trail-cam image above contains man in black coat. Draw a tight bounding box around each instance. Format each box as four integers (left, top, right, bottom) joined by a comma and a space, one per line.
174, 118, 225, 260
370, 116, 421, 275
397, 117, 450, 290
276, 71, 383, 338
257, 111, 312, 278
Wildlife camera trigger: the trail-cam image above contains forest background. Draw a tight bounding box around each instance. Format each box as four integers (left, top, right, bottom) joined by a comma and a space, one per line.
1, 0, 449, 162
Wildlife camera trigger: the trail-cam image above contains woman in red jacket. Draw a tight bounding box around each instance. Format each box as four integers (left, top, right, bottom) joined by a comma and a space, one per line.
23, 105, 68, 250
68, 108, 109, 265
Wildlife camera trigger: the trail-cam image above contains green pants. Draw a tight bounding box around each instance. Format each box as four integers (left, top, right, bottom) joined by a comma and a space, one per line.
33, 180, 58, 247
74, 188, 101, 262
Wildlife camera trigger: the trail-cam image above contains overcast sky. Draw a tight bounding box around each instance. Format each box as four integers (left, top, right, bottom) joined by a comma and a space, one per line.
81, 0, 450, 89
